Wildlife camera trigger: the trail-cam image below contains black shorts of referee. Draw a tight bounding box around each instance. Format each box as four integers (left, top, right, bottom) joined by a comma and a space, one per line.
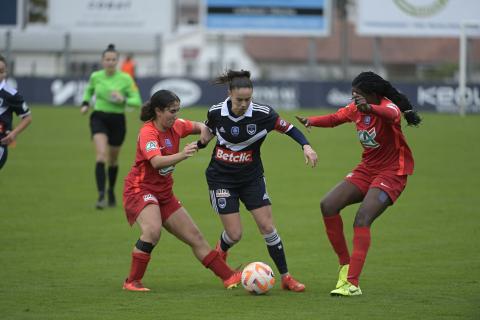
90, 111, 126, 146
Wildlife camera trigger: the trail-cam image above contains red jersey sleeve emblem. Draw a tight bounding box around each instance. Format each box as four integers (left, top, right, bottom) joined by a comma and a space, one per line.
139, 125, 162, 160
274, 117, 293, 133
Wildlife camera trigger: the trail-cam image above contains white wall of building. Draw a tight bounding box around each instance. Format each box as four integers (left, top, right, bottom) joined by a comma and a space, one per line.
0, 29, 259, 79
0, 0, 259, 79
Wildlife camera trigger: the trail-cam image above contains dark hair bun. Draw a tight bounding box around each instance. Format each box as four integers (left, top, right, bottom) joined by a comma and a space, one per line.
107, 44, 115, 50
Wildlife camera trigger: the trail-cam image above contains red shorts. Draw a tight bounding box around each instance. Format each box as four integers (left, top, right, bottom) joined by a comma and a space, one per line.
123, 189, 182, 226
345, 163, 408, 203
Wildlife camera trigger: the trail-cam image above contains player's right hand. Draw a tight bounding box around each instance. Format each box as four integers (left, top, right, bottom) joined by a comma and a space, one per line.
80, 105, 89, 115
183, 142, 199, 158
295, 116, 310, 130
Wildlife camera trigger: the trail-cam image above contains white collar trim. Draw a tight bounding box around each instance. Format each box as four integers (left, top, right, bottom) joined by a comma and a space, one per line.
220, 97, 253, 122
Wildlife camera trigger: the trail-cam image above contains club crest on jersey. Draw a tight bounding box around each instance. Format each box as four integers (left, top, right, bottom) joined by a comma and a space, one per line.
357, 128, 380, 148
231, 126, 240, 136
246, 124, 257, 135
145, 141, 158, 152
164, 138, 173, 148
217, 198, 227, 209
363, 115, 371, 125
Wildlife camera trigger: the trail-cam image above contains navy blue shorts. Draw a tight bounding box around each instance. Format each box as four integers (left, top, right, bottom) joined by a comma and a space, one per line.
207, 176, 271, 214
0, 145, 7, 170
90, 111, 126, 147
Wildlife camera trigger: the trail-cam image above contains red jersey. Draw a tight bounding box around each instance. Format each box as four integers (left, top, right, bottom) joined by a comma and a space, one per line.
124, 119, 194, 199
308, 98, 414, 175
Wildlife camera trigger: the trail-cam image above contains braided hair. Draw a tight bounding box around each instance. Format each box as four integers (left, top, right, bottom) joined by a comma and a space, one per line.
214, 69, 253, 90
352, 71, 422, 126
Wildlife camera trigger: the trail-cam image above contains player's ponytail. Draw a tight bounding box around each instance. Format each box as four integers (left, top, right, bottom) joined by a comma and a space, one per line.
383, 85, 422, 126
140, 90, 180, 122
352, 71, 422, 127
214, 69, 253, 90
140, 101, 154, 121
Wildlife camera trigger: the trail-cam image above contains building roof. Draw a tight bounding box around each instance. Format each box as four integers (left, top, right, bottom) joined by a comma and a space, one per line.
244, 19, 480, 65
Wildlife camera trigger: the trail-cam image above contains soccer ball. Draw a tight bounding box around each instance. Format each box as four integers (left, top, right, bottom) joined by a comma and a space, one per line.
241, 261, 275, 294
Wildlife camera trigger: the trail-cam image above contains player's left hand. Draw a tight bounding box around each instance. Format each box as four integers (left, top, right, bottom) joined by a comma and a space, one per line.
0, 131, 16, 146
303, 144, 318, 168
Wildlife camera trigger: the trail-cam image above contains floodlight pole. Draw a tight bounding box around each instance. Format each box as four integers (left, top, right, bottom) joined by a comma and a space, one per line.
64, 33, 71, 77
459, 22, 467, 116
373, 37, 382, 74
458, 20, 480, 116
154, 33, 162, 76
307, 37, 317, 80
217, 33, 225, 73
5, 30, 12, 66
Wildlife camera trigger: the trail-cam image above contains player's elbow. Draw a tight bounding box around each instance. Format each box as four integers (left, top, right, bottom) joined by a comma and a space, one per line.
22, 115, 33, 126
150, 156, 166, 170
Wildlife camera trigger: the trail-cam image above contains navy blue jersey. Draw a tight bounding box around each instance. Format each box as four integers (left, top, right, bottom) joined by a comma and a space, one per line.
205, 97, 293, 185
0, 80, 31, 139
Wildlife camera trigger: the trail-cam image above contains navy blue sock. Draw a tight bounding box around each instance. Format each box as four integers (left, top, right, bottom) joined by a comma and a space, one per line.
264, 229, 288, 275
220, 230, 235, 252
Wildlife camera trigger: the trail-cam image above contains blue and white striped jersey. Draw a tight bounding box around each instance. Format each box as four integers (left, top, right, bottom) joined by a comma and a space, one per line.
0, 80, 31, 139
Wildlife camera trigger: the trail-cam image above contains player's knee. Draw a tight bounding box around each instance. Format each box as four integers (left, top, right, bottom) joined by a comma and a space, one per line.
320, 198, 338, 216
353, 209, 373, 227
142, 224, 162, 244
108, 152, 120, 166
258, 224, 274, 235
225, 230, 242, 243
96, 153, 107, 163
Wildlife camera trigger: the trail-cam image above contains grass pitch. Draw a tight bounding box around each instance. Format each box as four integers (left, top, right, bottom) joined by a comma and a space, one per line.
1, 106, 479, 320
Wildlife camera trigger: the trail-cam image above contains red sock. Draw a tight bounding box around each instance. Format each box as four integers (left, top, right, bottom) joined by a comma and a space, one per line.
127, 252, 151, 282
201, 250, 234, 280
323, 214, 350, 265
347, 227, 371, 287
